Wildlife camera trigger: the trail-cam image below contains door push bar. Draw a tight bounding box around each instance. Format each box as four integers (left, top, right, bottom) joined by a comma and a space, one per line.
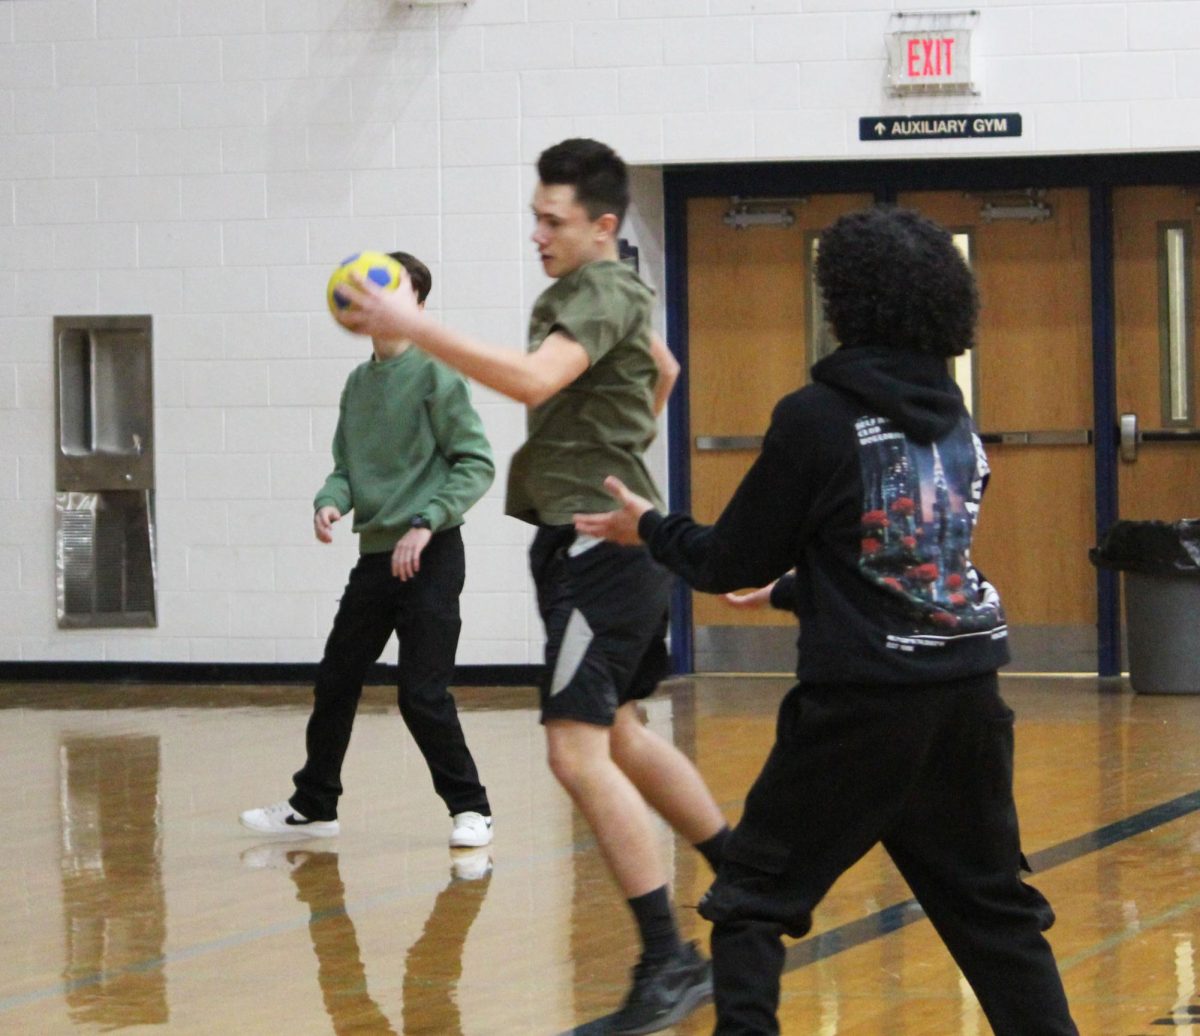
978, 429, 1094, 446
699, 423, 1199, 461
698, 430, 1098, 451
695, 436, 765, 451
1119, 412, 1200, 462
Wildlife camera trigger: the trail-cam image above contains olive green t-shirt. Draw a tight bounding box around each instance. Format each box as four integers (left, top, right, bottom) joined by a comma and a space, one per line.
505, 260, 665, 526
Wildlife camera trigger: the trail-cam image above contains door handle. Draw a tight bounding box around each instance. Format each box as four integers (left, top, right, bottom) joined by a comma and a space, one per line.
1119, 412, 1200, 460
1119, 412, 1138, 462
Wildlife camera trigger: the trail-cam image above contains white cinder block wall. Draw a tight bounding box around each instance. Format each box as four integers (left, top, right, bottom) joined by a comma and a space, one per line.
2, 0, 1198, 666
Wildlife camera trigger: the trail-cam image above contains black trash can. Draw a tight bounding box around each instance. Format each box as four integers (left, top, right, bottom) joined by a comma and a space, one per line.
1090, 520, 1200, 694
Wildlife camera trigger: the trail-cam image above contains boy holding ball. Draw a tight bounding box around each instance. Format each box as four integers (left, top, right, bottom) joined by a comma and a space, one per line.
334, 140, 726, 1035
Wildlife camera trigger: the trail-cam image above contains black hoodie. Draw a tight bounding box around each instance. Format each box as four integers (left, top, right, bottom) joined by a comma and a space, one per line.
641, 345, 1010, 685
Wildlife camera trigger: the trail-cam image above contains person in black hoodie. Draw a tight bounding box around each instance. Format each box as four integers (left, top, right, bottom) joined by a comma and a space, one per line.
574, 207, 1078, 1035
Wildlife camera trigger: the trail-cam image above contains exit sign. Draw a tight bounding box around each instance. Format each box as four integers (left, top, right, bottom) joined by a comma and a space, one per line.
887, 28, 975, 95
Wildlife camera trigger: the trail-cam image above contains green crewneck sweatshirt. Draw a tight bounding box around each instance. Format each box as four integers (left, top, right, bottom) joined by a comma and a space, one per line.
313, 348, 494, 555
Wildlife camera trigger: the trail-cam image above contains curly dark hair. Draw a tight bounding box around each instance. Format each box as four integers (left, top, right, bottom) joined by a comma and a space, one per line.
815, 207, 978, 357
537, 138, 629, 226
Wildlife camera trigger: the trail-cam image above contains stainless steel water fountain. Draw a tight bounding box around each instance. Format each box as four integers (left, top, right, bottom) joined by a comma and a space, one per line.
54, 315, 157, 629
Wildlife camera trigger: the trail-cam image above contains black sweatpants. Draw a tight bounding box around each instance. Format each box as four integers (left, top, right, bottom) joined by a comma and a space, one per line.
290, 529, 489, 821
698, 672, 1077, 1036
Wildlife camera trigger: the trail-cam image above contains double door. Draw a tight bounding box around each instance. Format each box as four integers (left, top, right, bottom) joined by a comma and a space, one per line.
684, 185, 1200, 673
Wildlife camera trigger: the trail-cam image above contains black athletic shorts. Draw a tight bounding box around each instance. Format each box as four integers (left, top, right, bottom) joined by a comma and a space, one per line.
529, 524, 671, 726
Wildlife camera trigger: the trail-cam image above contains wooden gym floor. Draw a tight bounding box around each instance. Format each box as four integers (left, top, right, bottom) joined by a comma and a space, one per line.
2, 673, 1199, 1034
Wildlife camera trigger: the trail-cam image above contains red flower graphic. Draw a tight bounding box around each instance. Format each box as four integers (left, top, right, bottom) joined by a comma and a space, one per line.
906, 563, 939, 583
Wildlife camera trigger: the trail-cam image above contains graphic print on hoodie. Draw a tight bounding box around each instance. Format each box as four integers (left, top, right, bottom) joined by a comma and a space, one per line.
854, 411, 1004, 643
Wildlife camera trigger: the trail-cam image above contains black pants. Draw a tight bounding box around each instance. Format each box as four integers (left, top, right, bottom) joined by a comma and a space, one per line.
699, 672, 1077, 1036
290, 529, 489, 821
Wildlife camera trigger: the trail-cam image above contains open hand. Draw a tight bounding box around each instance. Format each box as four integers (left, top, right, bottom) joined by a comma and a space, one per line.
722, 583, 777, 609
573, 475, 654, 546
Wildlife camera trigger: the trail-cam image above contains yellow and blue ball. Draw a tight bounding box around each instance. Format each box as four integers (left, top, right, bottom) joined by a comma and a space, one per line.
326, 251, 403, 317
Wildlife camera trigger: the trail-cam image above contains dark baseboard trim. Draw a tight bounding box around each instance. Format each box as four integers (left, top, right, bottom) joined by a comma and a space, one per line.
0, 661, 541, 687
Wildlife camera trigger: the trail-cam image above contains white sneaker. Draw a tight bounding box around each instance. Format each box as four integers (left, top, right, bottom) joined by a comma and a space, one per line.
239, 800, 339, 838
450, 847, 493, 881
449, 811, 493, 848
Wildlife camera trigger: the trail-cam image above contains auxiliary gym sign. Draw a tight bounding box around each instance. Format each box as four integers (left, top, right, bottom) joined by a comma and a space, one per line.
860, 113, 1022, 142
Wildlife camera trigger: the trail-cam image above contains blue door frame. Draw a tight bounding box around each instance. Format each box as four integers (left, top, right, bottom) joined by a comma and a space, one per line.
661, 151, 1200, 677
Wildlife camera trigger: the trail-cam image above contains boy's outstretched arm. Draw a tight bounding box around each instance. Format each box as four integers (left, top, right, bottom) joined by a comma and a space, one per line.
334, 272, 588, 407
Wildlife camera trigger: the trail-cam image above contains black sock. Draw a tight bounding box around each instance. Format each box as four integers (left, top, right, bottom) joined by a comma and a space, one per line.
695, 825, 731, 874
627, 886, 681, 963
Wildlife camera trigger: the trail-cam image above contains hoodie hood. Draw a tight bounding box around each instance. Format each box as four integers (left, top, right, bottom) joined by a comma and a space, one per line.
811, 345, 964, 444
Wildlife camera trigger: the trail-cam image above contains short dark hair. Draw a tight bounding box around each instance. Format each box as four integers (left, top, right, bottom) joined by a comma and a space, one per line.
815, 207, 979, 358
536, 138, 629, 226
388, 250, 432, 304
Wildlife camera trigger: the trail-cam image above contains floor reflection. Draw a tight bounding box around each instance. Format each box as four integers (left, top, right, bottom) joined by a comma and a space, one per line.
240, 844, 492, 1034
1, 675, 1197, 1034
403, 850, 493, 1036
59, 734, 167, 1026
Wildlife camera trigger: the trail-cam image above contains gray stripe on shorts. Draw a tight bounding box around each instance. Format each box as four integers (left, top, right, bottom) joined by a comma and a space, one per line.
568, 532, 602, 557
550, 608, 593, 697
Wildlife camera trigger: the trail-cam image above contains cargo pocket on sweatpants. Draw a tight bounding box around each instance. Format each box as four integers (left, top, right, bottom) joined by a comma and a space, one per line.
1018, 851, 1057, 931
699, 831, 812, 938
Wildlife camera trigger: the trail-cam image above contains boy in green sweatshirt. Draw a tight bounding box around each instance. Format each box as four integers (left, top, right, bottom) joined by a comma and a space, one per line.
240, 251, 496, 850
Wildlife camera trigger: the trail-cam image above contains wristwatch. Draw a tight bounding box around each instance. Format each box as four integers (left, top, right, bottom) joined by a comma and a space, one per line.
409, 514, 432, 531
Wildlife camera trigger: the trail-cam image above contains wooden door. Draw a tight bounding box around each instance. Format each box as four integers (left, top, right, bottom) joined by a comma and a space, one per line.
898, 190, 1097, 670
686, 189, 1097, 671
1113, 186, 1200, 521
685, 193, 873, 671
